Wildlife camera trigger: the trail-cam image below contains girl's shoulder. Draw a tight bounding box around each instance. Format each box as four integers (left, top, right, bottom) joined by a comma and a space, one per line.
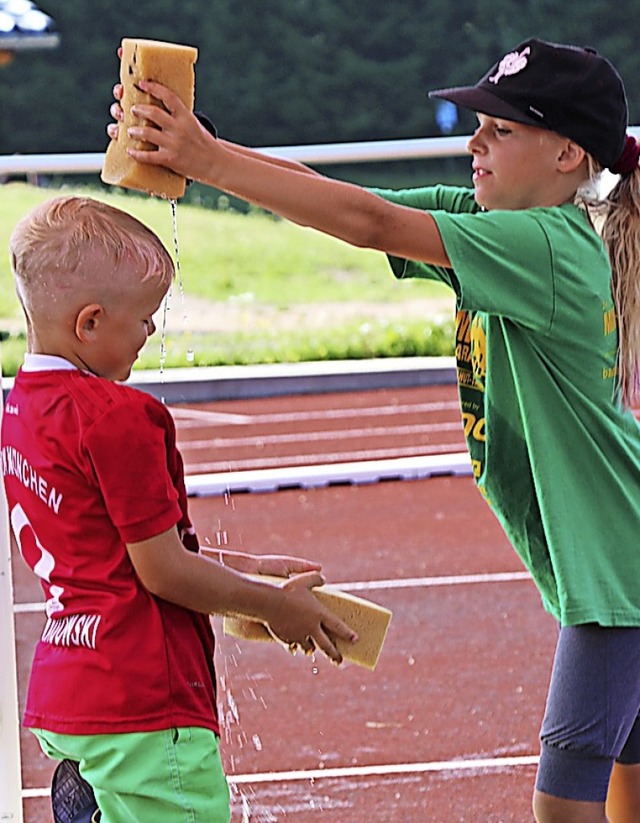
371, 184, 479, 215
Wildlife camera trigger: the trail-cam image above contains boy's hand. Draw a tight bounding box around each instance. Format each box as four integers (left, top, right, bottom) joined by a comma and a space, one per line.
202, 548, 321, 578
255, 553, 321, 578
266, 571, 358, 664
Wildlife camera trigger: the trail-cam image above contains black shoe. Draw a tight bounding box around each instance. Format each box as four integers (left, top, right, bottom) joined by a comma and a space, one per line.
51, 759, 100, 823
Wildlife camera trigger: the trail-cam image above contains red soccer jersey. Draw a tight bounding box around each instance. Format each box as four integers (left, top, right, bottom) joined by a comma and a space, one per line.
1, 357, 219, 735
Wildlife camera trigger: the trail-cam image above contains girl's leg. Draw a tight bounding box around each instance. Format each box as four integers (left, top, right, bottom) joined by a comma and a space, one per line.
533, 791, 607, 823
606, 760, 640, 822
534, 762, 640, 823
533, 625, 640, 823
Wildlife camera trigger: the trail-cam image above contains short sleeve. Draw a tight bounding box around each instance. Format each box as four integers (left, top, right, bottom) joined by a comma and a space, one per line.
84, 395, 182, 543
370, 184, 479, 290
432, 209, 555, 330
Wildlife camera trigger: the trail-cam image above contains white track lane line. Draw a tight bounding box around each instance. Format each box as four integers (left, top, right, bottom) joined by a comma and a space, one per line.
227, 754, 541, 785
172, 400, 461, 427
14, 570, 531, 614
186, 442, 468, 476
171, 408, 250, 424
22, 755, 540, 799
179, 422, 463, 451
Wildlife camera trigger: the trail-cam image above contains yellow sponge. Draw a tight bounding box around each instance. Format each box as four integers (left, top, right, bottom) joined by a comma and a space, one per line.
222, 575, 392, 671
101, 38, 198, 199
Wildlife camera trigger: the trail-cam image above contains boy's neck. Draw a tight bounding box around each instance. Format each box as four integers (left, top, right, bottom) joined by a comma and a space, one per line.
22, 353, 78, 372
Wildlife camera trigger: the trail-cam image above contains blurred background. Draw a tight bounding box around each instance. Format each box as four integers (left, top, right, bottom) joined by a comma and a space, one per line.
2, 0, 640, 191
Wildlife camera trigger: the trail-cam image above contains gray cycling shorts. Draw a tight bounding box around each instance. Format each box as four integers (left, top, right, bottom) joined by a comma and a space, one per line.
536, 624, 640, 803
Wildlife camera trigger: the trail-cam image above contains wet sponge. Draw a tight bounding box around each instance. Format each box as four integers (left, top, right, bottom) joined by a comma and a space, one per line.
101, 38, 198, 199
223, 576, 392, 671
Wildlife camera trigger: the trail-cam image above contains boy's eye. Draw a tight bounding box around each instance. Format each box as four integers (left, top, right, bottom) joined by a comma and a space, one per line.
495, 125, 511, 136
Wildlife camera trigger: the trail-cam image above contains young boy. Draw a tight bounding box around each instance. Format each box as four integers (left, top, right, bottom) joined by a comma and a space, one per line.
2, 195, 356, 822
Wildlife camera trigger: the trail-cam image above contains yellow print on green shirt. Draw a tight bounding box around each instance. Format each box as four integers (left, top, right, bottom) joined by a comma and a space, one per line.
603, 304, 616, 337
455, 310, 487, 394
470, 315, 487, 392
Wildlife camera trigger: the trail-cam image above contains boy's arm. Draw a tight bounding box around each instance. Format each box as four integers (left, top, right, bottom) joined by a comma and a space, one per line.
122, 81, 450, 267
205, 547, 322, 578
126, 527, 355, 662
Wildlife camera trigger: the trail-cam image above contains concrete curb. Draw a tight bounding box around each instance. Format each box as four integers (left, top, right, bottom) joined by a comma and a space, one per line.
123, 356, 457, 403
3, 356, 456, 403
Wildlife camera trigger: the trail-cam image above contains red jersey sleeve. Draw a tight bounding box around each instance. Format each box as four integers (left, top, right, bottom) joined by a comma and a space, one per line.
83, 393, 183, 544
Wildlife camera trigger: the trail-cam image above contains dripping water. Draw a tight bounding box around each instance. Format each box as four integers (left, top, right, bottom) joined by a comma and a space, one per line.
170, 198, 195, 362
169, 198, 188, 328
159, 199, 192, 386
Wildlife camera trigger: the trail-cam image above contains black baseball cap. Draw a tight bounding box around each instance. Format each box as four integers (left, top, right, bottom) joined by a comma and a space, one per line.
429, 38, 628, 170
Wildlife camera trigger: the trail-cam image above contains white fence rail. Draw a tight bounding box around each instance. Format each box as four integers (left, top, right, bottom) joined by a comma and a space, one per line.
0, 134, 472, 177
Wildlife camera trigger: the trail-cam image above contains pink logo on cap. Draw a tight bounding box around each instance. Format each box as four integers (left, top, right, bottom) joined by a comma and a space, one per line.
489, 46, 531, 84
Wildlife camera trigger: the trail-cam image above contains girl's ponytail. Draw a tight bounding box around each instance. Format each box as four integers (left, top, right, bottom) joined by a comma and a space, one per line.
600, 164, 640, 407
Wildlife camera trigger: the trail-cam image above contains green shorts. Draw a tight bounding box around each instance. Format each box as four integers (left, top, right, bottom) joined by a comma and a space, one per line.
32, 726, 230, 823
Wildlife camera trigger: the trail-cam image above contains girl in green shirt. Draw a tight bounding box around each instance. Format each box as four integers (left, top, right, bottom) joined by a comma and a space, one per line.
111, 37, 640, 823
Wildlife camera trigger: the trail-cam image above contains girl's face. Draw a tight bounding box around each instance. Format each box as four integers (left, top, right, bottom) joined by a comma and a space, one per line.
467, 114, 569, 210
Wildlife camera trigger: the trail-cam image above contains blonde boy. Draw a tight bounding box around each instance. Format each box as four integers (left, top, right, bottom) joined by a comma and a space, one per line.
2, 196, 355, 822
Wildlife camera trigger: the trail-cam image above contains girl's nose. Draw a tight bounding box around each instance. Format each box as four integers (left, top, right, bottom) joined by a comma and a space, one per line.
467, 129, 484, 154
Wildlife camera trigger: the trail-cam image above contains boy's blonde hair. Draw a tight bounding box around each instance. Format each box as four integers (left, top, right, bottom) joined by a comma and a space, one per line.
10, 196, 175, 315
584, 163, 640, 407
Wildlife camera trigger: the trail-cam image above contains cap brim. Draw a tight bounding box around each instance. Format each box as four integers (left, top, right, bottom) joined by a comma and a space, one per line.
429, 85, 543, 128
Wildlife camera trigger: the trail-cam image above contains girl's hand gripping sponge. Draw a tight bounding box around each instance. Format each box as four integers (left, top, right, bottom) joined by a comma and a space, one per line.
102, 38, 198, 199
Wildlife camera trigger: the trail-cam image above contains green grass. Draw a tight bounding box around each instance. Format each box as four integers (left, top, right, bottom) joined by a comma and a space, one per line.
0, 182, 455, 376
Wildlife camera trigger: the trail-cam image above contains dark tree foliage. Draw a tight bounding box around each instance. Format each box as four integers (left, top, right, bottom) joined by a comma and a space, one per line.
1, 0, 639, 157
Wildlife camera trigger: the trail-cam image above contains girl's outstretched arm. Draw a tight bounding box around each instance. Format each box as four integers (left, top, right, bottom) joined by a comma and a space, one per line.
119, 80, 450, 267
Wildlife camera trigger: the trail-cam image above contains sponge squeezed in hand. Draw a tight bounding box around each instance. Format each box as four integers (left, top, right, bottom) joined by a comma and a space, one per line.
222, 575, 393, 671
101, 38, 198, 199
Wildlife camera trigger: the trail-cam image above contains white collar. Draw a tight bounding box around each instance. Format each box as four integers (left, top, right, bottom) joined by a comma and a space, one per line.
22, 353, 79, 373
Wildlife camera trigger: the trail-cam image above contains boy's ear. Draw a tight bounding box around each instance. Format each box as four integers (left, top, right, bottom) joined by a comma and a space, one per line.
75, 304, 104, 342
557, 140, 586, 173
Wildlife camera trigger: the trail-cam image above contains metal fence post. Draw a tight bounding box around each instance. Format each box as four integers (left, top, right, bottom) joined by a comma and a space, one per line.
0, 356, 24, 822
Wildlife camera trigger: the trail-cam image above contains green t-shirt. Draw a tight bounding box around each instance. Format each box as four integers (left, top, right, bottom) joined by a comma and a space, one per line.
372, 184, 640, 626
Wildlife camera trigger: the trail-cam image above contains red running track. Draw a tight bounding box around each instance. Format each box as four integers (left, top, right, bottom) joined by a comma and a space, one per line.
14, 383, 559, 822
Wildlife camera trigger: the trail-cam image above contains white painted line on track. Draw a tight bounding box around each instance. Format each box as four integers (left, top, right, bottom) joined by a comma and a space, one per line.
186, 448, 470, 482
337, 571, 532, 592
228, 754, 541, 785
180, 421, 463, 451
22, 754, 540, 798
14, 571, 531, 615
172, 400, 461, 427
13, 602, 45, 613
172, 408, 250, 424
187, 443, 466, 473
